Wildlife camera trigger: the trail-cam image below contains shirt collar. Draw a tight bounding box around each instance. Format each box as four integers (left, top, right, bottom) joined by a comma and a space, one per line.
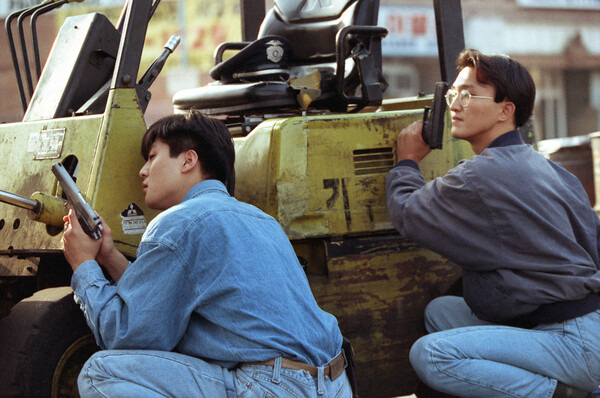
488, 130, 525, 148
183, 179, 229, 202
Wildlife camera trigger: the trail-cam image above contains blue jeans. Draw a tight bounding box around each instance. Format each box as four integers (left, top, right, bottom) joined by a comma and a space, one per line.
410, 296, 600, 398
78, 350, 352, 397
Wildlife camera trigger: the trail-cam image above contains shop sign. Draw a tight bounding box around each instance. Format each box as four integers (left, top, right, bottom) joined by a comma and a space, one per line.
1, 0, 124, 18
516, 0, 600, 10
378, 6, 438, 57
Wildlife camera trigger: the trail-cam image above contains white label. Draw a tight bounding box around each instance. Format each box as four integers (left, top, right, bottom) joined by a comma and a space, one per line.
29, 129, 65, 160
120, 203, 146, 235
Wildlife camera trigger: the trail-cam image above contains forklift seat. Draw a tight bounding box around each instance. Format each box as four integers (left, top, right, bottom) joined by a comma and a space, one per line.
172, 0, 388, 123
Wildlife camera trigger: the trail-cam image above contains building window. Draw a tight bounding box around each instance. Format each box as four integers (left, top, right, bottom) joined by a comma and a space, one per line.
534, 69, 567, 140
382, 63, 419, 99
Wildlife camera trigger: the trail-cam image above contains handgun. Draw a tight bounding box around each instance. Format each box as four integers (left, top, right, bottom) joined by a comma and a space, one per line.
52, 162, 103, 240
422, 81, 449, 150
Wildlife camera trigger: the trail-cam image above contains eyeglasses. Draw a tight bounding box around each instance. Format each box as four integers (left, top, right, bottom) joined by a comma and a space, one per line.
445, 89, 495, 107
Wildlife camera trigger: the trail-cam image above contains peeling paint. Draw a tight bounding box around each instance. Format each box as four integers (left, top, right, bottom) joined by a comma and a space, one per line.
301, 234, 461, 397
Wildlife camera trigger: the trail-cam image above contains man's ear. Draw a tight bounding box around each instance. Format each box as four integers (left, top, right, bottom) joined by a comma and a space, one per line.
181, 150, 199, 173
499, 101, 516, 123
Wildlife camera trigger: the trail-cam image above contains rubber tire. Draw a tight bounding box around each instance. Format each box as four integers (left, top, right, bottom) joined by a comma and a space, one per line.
0, 286, 99, 398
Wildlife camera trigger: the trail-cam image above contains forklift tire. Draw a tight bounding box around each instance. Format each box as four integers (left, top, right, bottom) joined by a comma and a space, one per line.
0, 286, 100, 398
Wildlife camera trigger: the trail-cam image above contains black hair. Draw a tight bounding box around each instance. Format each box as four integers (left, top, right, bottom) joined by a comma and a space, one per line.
456, 49, 536, 128
142, 112, 235, 195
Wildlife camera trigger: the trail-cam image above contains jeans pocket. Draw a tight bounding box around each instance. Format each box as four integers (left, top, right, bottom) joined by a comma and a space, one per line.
235, 368, 307, 398
234, 369, 262, 398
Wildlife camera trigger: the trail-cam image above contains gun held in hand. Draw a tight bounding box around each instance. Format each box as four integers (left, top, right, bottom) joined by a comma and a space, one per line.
52, 162, 103, 240
422, 81, 449, 150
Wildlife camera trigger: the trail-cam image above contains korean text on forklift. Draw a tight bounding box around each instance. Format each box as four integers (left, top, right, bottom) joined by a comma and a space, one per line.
387, 49, 600, 398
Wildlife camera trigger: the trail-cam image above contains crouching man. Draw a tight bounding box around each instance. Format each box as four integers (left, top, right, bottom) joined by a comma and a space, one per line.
386, 49, 600, 397
62, 112, 351, 397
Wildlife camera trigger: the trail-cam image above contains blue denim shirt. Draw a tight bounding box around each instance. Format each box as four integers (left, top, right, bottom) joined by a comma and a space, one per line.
72, 180, 342, 367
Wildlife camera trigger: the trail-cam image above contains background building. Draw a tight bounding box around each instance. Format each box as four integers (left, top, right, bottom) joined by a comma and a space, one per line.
1, 0, 600, 140
381, 0, 600, 140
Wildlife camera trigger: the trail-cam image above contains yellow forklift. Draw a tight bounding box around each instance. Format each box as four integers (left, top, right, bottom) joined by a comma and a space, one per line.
0, 0, 476, 396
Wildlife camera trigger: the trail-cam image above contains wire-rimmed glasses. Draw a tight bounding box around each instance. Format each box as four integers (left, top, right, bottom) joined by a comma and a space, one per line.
445, 89, 495, 107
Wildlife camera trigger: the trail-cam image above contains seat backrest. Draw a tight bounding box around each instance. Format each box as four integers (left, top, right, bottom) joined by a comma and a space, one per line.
258, 0, 379, 63
182, 0, 386, 117
23, 13, 120, 121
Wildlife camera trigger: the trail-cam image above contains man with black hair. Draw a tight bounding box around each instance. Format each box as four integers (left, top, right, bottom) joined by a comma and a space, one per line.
62, 112, 351, 397
386, 49, 600, 397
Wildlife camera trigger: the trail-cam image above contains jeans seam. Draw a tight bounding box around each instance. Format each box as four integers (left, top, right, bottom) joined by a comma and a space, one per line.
85, 359, 110, 398
86, 354, 175, 398
249, 372, 307, 398
88, 351, 225, 396
334, 373, 350, 398
128, 352, 225, 384
429, 333, 522, 398
574, 315, 596, 383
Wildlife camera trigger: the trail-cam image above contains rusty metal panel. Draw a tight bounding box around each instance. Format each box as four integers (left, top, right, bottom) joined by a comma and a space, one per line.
234, 109, 474, 240
0, 115, 103, 276
298, 235, 461, 397
0, 89, 160, 276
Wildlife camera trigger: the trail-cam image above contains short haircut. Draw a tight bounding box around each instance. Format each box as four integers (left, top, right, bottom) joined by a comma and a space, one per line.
141, 112, 235, 195
456, 49, 536, 128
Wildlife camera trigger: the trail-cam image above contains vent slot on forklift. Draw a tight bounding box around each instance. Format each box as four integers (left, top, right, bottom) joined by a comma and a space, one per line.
353, 147, 394, 175
23, 13, 120, 121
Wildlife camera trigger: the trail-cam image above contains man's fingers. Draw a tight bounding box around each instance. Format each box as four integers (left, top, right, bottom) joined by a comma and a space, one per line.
66, 208, 87, 237
408, 121, 424, 139
395, 120, 431, 163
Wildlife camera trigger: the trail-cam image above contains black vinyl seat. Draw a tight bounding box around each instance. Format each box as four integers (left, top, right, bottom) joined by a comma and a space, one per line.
172, 0, 388, 126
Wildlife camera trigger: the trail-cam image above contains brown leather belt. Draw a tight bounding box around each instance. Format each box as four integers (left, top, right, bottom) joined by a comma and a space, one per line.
244, 351, 346, 381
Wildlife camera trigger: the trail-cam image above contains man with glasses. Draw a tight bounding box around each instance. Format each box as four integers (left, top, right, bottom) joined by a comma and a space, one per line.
386, 48, 600, 397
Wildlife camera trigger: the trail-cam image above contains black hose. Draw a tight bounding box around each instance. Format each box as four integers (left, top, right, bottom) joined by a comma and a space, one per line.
5, 9, 28, 112
31, 1, 68, 79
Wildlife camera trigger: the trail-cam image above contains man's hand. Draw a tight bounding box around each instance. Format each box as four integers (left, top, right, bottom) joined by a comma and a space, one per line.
62, 208, 102, 271
95, 217, 117, 266
62, 211, 129, 280
95, 218, 129, 281
396, 120, 432, 163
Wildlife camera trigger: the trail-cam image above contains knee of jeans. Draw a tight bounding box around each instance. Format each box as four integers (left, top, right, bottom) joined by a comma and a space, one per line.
77, 351, 100, 393
78, 351, 111, 386
413, 332, 467, 372
424, 296, 449, 332
425, 296, 447, 313
410, 335, 433, 378
410, 333, 457, 388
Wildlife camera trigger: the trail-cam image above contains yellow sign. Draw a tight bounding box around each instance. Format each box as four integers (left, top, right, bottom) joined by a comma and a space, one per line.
56, 0, 242, 72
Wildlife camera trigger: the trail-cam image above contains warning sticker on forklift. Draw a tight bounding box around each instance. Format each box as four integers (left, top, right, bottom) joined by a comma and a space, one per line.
120, 203, 146, 235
